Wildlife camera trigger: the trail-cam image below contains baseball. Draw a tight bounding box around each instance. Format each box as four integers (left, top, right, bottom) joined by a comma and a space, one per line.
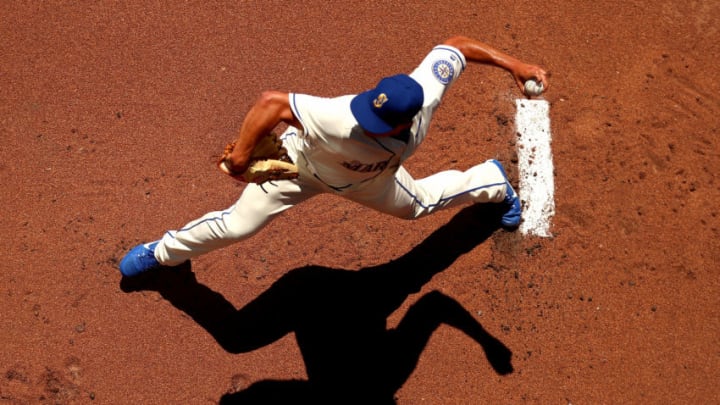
524, 79, 544, 97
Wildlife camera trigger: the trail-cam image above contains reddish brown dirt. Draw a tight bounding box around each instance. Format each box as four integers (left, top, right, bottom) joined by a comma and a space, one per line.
2, 1, 719, 404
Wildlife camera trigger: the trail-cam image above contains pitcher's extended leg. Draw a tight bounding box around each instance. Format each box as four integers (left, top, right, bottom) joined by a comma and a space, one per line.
155, 180, 315, 266
352, 160, 512, 220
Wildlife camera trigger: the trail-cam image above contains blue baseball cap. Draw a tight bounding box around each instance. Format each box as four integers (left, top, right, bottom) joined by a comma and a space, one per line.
350, 74, 424, 134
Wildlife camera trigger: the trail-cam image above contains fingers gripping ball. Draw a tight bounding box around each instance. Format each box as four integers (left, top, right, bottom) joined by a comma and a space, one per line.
524, 79, 544, 97
217, 134, 299, 183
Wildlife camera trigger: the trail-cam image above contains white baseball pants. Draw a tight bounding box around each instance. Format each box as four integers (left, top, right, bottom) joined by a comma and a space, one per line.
154, 160, 508, 266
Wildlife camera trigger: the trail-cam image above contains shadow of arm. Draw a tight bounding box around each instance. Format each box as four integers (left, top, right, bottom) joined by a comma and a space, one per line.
392, 290, 513, 376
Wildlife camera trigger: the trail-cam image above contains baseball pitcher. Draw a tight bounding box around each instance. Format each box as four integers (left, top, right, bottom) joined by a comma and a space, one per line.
119, 35, 548, 276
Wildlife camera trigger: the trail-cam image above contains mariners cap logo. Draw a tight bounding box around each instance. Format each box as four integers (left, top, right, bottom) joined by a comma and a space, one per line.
373, 93, 388, 109
350, 74, 424, 134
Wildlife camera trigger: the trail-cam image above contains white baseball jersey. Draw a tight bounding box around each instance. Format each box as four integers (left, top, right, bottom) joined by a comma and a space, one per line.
287, 45, 468, 191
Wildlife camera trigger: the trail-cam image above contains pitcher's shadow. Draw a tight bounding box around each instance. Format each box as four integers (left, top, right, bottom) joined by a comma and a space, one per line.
121, 204, 514, 404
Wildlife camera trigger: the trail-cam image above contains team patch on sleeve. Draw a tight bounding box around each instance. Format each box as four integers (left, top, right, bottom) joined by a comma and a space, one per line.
432, 60, 454, 85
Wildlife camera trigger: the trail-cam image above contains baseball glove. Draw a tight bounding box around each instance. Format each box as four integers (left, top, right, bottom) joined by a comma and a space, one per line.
217, 133, 299, 183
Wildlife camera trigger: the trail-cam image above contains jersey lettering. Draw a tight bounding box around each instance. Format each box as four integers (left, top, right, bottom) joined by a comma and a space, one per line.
341, 160, 389, 173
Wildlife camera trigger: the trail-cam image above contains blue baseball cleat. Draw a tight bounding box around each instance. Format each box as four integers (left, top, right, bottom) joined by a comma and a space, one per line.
119, 241, 161, 277
489, 160, 521, 229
